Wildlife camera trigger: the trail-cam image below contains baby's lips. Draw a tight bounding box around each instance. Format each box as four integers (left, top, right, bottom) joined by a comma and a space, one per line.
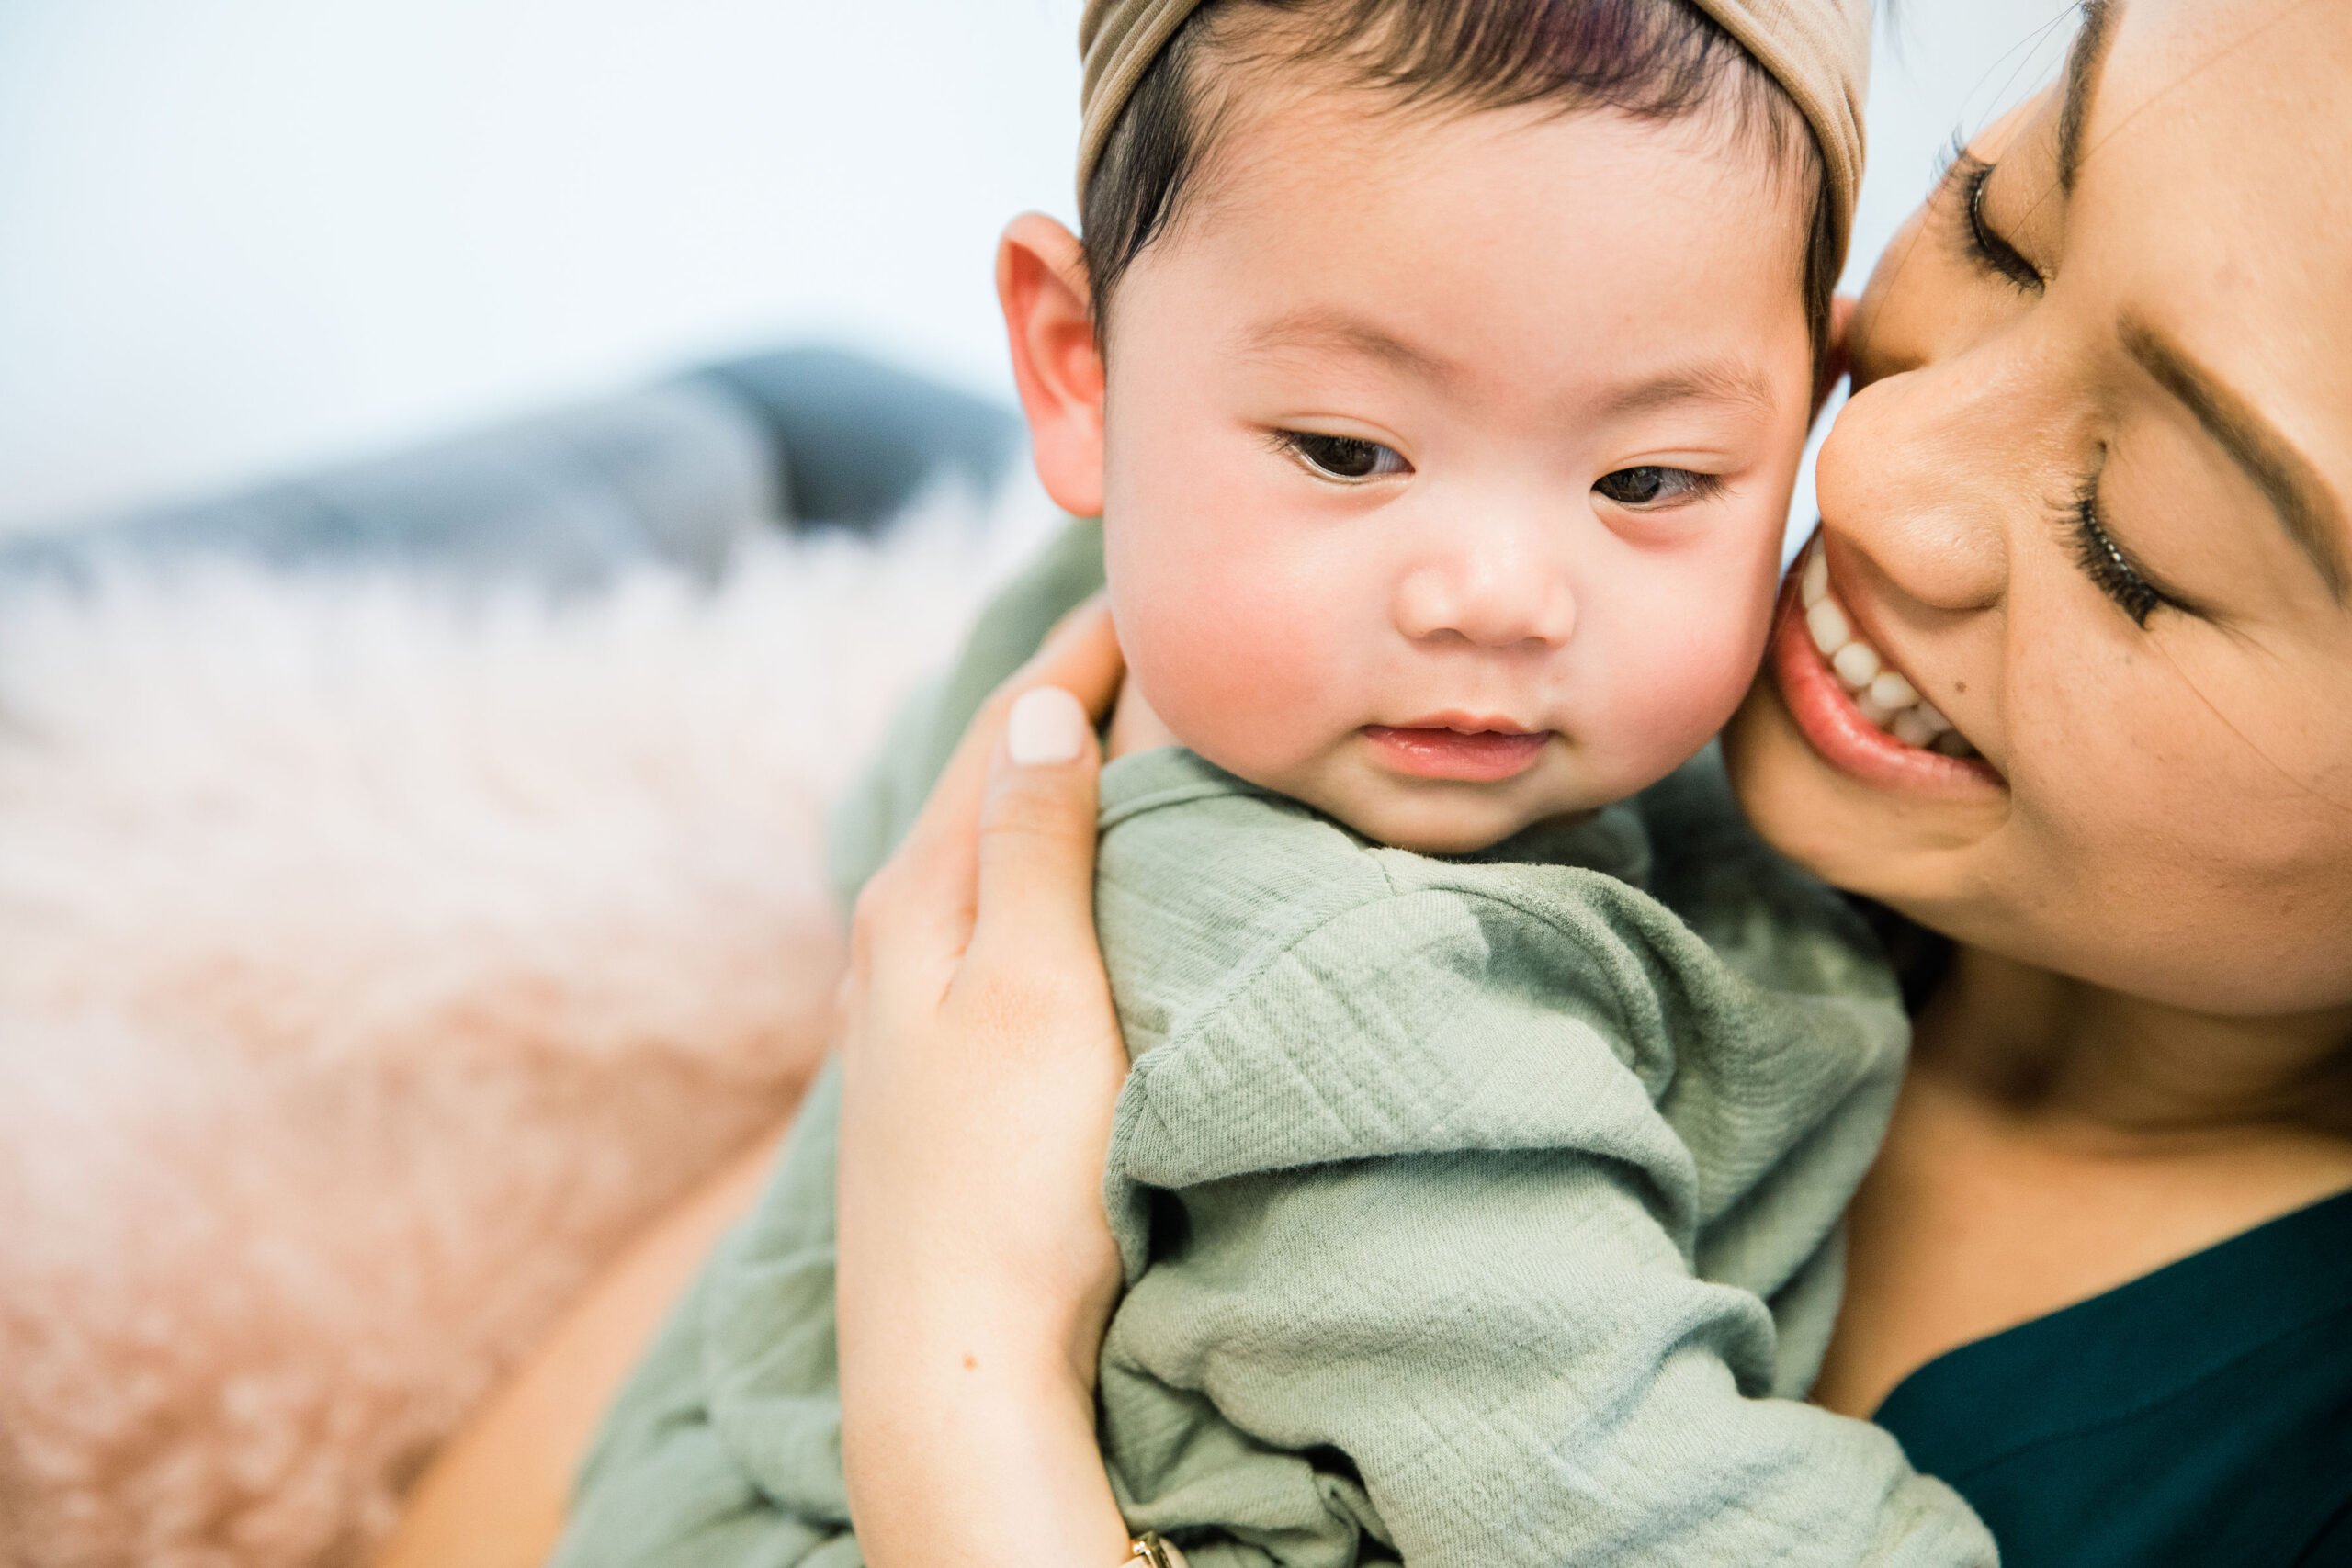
1360, 724, 1551, 783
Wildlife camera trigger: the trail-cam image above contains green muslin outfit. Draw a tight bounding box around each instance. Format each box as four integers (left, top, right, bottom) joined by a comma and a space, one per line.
552, 521, 1996, 1567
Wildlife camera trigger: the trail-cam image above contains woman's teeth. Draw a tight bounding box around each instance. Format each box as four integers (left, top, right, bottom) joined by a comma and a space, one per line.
1800, 546, 1979, 759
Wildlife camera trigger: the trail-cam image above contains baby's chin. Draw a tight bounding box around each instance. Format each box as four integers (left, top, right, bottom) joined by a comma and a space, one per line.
1193, 733, 1634, 856
1291, 776, 1599, 858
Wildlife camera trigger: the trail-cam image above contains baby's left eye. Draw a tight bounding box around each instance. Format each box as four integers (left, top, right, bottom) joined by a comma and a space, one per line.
1278, 432, 1410, 483
1593, 466, 1716, 508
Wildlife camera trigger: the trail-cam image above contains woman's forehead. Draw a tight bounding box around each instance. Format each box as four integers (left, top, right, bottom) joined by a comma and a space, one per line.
2076, 0, 2352, 571
2086, 0, 2352, 247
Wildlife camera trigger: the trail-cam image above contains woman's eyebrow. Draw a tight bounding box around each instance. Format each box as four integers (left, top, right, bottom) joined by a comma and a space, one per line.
2059, 0, 2123, 193
2120, 315, 2351, 604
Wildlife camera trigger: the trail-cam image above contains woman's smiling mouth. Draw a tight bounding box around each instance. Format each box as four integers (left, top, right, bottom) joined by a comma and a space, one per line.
1771, 536, 2005, 798
1362, 718, 1551, 783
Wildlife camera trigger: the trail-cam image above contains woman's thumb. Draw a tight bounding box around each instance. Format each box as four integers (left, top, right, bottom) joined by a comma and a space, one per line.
971, 686, 1104, 956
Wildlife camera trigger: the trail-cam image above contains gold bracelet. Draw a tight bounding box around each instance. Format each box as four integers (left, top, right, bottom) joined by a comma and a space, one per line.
1126, 1530, 1189, 1568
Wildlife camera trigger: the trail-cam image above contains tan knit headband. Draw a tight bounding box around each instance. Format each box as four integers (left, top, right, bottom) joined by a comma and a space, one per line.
1078, 0, 1872, 271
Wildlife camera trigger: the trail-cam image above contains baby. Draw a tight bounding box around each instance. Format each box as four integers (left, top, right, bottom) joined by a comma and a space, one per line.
557, 1, 1999, 1564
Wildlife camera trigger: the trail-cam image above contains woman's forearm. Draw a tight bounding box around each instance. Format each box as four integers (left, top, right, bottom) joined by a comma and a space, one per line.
842, 1324, 1131, 1568
829, 614, 1136, 1568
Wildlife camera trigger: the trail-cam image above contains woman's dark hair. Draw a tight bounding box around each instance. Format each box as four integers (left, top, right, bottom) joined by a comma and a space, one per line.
1080, 0, 1838, 363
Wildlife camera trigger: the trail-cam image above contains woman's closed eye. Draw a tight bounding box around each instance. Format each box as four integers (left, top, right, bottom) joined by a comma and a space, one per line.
1942, 144, 2045, 292
1593, 466, 1721, 509
2064, 466, 2193, 628
1273, 431, 1411, 483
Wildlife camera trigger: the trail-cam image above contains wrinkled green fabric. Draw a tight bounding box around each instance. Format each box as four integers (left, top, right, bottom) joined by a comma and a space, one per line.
553, 520, 1996, 1567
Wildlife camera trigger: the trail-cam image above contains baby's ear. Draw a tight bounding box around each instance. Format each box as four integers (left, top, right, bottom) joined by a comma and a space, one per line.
997, 213, 1107, 518
1811, 293, 1858, 423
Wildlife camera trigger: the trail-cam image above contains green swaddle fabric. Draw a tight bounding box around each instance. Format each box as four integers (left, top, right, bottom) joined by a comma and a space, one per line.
551, 521, 1996, 1567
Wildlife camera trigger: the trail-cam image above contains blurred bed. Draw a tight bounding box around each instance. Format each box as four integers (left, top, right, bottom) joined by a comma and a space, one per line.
0, 346, 1053, 1568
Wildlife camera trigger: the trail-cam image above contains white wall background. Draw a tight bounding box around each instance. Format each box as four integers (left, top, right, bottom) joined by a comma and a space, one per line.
0, 0, 2083, 536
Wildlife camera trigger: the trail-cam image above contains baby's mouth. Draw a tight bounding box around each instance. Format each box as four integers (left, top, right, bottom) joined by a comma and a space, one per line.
1361, 718, 1551, 783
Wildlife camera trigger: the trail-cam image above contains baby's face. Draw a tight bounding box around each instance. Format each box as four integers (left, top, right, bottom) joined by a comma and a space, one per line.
1100, 89, 1817, 854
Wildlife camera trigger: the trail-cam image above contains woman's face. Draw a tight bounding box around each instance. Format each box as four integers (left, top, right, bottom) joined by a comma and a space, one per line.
1726, 0, 2352, 1019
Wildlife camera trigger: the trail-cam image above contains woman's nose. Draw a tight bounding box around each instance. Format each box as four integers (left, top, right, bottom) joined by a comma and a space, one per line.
1391, 534, 1577, 650
1815, 346, 2029, 615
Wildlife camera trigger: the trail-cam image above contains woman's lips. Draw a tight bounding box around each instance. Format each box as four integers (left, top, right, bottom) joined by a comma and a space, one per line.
1361, 721, 1550, 783
1770, 540, 2005, 799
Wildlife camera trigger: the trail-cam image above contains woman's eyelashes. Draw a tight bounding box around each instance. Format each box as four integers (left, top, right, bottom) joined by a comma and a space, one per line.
1946, 148, 2045, 292
2064, 471, 2188, 627
1273, 431, 1411, 483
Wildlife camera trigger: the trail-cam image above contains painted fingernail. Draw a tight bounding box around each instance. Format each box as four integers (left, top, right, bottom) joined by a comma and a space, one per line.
1006, 686, 1087, 765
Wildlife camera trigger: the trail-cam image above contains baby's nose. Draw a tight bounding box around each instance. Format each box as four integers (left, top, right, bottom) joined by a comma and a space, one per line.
1392, 550, 1577, 650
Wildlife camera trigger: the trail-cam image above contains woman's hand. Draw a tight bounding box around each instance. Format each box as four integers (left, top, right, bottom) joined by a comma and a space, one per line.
833, 599, 1137, 1568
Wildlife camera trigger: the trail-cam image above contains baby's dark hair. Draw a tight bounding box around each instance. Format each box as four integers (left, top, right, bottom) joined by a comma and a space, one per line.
1080, 0, 1838, 366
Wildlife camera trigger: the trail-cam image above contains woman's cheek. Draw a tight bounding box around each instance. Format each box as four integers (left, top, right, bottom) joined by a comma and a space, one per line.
2011, 608, 2322, 900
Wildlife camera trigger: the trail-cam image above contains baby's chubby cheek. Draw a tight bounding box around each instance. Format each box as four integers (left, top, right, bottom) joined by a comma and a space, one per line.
1581, 581, 1776, 791
1105, 537, 1368, 788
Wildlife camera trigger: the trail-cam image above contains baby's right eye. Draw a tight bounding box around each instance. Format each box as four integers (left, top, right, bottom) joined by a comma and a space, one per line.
1278, 432, 1410, 483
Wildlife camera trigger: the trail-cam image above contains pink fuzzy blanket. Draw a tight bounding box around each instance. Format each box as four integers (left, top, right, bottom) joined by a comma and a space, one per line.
0, 492, 1053, 1567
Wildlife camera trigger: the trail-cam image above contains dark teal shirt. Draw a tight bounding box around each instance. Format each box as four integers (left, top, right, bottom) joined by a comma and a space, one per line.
1873, 1188, 2352, 1566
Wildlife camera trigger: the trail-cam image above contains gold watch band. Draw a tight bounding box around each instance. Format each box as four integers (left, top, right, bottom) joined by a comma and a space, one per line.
1127, 1530, 1190, 1568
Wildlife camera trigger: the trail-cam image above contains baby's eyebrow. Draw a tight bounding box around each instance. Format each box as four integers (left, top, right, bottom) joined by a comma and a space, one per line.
1239, 307, 1459, 384
1600, 358, 1779, 418
1239, 310, 1777, 421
